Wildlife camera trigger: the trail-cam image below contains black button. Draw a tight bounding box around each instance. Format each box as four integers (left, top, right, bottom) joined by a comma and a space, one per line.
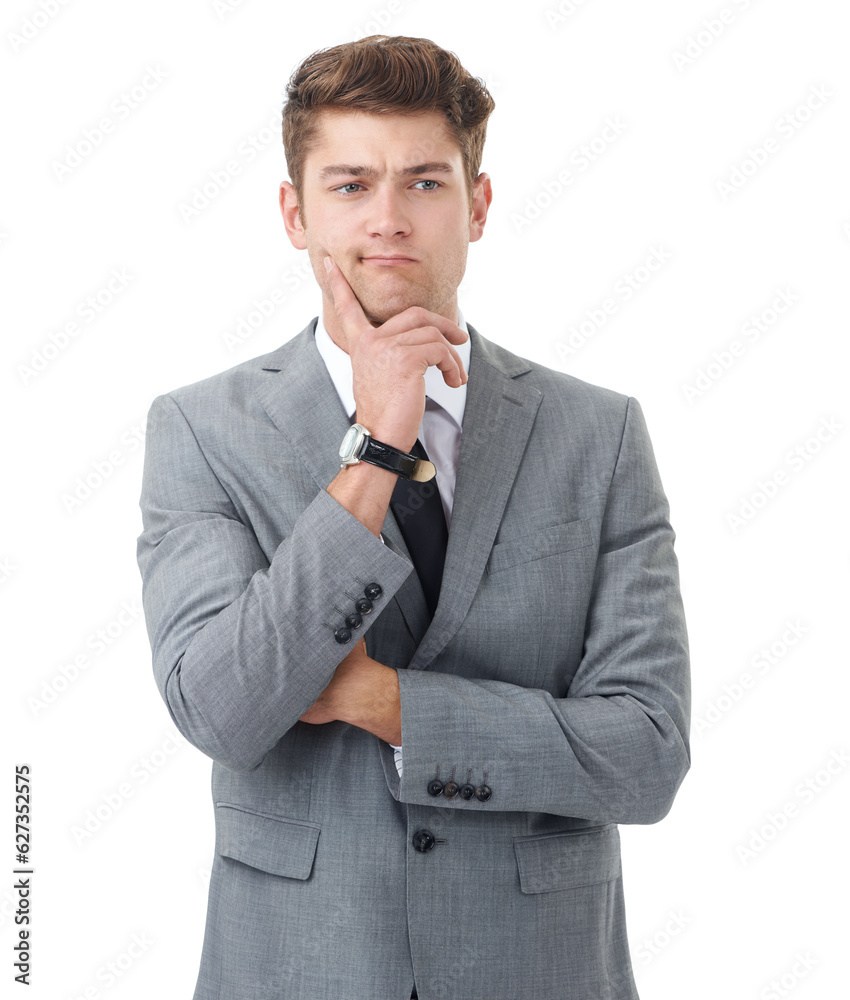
334, 628, 352, 644
475, 784, 492, 802
459, 784, 475, 800
355, 597, 373, 615
412, 829, 436, 853
427, 780, 444, 797
442, 781, 459, 799
345, 612, 362, 629
364, 582, 383, 600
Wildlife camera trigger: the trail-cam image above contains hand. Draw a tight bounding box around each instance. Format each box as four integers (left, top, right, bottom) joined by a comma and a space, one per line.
323, 255, 468, 453
299, 638, 402, 745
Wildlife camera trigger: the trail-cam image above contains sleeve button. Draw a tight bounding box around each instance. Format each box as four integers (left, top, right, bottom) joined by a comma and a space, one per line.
355, 597, 373, 615
442, 781, 459, 799
345, 612, 363, 629
459, 784, 476, 800
474, 784, 492, 802
427, 780, 444, 797
334, 627, 352, 644
364, 582, 383, 600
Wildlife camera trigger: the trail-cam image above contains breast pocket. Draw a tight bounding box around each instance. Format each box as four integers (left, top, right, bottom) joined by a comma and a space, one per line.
215, 802, 321, 880
513, 824, 621, 893
486, 519, 594, 576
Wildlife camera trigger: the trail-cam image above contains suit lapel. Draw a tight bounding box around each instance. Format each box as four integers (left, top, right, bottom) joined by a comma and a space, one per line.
253, 318, 349, 489
407, 325, 542, 671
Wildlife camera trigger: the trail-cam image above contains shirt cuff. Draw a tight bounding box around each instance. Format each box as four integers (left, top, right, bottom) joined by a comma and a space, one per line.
390, 743, 403, 777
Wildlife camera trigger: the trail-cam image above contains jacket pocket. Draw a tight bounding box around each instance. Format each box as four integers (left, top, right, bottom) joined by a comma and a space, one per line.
513, 824, 621, 894
486, 519, 594, 575
215, 802, 321, 880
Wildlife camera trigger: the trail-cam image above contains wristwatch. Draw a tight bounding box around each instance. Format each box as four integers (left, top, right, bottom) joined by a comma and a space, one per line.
338, 423, 435, 482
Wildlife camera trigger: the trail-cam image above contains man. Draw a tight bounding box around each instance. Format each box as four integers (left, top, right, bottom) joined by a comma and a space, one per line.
137, 34, 690, 1000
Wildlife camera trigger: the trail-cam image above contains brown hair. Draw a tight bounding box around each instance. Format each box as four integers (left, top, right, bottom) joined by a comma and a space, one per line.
281, 35, 495, 215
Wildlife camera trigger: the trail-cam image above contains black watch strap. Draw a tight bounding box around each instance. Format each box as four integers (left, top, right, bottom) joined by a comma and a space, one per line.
362, 436, 419, 478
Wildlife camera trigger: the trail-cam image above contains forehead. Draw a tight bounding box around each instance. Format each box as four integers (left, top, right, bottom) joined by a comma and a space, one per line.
304, 109, 462, 173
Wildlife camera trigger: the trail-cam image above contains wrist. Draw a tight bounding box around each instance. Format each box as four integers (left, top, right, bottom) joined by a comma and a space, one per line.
354, 413, 418, 455
339, 422, 432, 483
344, 661, 401, 744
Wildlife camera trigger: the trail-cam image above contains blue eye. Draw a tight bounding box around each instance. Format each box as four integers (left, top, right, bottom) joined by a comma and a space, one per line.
415, 179, 440, 190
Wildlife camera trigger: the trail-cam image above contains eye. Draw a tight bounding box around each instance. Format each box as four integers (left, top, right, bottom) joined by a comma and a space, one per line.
335, 183, 363, 194
414, 179, 441, 191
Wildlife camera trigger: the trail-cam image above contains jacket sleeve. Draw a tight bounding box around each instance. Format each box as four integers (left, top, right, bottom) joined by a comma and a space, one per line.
136, 392, 413, 773
393, 396, 691, 825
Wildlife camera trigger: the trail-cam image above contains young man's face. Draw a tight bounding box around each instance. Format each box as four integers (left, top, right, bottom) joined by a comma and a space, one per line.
280, 109, 491, 339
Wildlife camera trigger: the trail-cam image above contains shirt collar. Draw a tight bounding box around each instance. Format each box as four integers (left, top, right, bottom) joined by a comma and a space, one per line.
313, 302, 471, 431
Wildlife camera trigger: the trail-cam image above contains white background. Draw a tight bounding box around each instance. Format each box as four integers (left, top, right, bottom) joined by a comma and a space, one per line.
2, 0, 848, 997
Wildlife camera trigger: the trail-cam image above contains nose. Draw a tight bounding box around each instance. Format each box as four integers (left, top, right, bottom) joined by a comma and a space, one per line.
365, 183, 412, 238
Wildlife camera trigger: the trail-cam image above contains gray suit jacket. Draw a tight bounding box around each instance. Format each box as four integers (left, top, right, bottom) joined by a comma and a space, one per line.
137, 318, 690, 1000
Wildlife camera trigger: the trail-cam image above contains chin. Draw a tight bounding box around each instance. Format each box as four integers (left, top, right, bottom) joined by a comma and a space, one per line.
361, 303, 407, 326
356, 286, 428, 325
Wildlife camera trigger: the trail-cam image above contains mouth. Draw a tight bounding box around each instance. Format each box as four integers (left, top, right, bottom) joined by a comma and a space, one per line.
360, 255, 417, 266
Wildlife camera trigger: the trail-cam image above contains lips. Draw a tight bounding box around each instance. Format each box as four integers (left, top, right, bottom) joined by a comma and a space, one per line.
360, 255, 417, 264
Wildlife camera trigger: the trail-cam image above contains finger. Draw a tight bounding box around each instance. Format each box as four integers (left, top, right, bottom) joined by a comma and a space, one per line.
378, 305, 468, 346
384, 327, 468, 386
323, 256, 373, 338
430, 348, 467, 387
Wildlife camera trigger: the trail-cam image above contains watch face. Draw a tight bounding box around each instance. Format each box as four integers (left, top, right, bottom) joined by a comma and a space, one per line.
339, 424, 366, 464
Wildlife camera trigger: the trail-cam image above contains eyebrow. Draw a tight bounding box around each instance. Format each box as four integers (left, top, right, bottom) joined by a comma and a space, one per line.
318, 161, 456, 180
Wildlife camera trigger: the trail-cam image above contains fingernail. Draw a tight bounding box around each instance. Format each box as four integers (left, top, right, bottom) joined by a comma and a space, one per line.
323, 256, 333, 274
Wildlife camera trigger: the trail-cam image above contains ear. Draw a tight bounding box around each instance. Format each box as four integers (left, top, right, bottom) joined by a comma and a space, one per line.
279, 181, 307, 250
468, 172, 492, 243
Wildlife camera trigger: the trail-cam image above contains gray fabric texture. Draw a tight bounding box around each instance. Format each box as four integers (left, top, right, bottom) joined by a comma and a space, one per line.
136, 318, 690, 999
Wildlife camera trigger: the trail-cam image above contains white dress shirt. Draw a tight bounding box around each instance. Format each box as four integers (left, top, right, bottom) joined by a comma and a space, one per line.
313, 303, 471, 775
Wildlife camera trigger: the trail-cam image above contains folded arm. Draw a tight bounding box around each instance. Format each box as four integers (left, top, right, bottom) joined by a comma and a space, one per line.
392, 397, 691, 825
136, 392, 412, 772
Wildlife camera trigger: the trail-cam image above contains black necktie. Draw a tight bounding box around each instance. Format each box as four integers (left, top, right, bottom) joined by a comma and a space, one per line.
389, 439, 448, 618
